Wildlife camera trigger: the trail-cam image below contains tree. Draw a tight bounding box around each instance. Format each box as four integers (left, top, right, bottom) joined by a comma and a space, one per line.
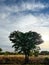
9, 31, 43, 64
4, 51, 10, 55
0, 48, 2, 52
33, 46, 40, 57
40, 51, 49, 55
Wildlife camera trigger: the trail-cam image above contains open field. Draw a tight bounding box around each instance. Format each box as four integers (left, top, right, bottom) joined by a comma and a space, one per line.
0, 55, 49, 65
0, 55, 49, 58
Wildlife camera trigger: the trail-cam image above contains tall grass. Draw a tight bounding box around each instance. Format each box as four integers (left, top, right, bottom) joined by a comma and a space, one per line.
0, 55, 49, 65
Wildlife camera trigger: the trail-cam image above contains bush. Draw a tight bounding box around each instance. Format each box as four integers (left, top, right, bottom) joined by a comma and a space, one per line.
44, 57, 49, 64
33, 50, 39, 57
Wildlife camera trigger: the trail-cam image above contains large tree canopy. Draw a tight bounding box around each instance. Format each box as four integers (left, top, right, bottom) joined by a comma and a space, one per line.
9, 31, 43, 55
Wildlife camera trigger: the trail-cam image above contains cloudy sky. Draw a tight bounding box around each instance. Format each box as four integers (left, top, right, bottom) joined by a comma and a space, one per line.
0, 0, 49, 52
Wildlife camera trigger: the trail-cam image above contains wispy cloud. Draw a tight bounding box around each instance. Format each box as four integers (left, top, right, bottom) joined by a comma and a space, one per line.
0, 1, 48, 13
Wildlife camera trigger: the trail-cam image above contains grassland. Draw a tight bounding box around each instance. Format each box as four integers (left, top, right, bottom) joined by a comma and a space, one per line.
0, 55, 49, 65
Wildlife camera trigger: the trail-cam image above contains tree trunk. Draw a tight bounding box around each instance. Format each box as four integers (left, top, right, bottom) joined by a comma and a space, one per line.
24, 55, 29, 64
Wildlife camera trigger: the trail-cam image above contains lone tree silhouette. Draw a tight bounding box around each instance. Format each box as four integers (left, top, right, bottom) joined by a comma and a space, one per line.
9, 31, 43, 64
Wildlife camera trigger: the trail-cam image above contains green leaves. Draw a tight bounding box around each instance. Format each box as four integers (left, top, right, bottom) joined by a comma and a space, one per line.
9, 31, 43, 55
0, 48, 2, 52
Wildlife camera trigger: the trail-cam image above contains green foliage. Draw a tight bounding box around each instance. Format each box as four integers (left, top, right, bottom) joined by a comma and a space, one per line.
33, 46, 40, 57
4, 51, 10, 55
0, 48, 2, 52
9, 31, 43, 56
29, 51, 33, 56
44, 57, 49, 64
33, 50, 39, 57
0, 48, 2, 55
40, 51, 49, 55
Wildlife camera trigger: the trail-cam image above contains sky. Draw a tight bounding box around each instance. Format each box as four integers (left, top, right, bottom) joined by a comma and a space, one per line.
0, 0, 49, 52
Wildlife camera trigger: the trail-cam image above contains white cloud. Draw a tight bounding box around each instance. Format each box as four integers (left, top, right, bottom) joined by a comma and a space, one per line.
9, 14, 49, 51
0, 1, 49, 51
0, 28, 14, 51
23, 2, 48, 11
15, 14, 49, 29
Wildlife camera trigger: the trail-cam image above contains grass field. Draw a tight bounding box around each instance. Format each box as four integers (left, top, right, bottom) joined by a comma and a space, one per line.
0, 55, 49, 65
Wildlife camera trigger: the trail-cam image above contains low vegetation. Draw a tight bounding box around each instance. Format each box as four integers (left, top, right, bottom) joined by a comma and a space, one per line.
0, 55, 49, 65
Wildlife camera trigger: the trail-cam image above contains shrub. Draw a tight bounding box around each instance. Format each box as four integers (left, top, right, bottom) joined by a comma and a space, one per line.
44, 57, 49, 64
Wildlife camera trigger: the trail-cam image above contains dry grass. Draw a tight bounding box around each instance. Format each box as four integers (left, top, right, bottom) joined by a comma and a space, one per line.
0, 55, 49, 64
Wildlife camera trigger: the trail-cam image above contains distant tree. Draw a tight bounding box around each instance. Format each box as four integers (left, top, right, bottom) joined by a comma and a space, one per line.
0, 48, 2, 52
4, 51, 10, 55
9, 31, 43, 64
40, 51, 49, 55
33, 46, 40, 57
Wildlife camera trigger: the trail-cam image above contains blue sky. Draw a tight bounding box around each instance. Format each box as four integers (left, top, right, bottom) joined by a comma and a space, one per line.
0, 0, 49, 52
